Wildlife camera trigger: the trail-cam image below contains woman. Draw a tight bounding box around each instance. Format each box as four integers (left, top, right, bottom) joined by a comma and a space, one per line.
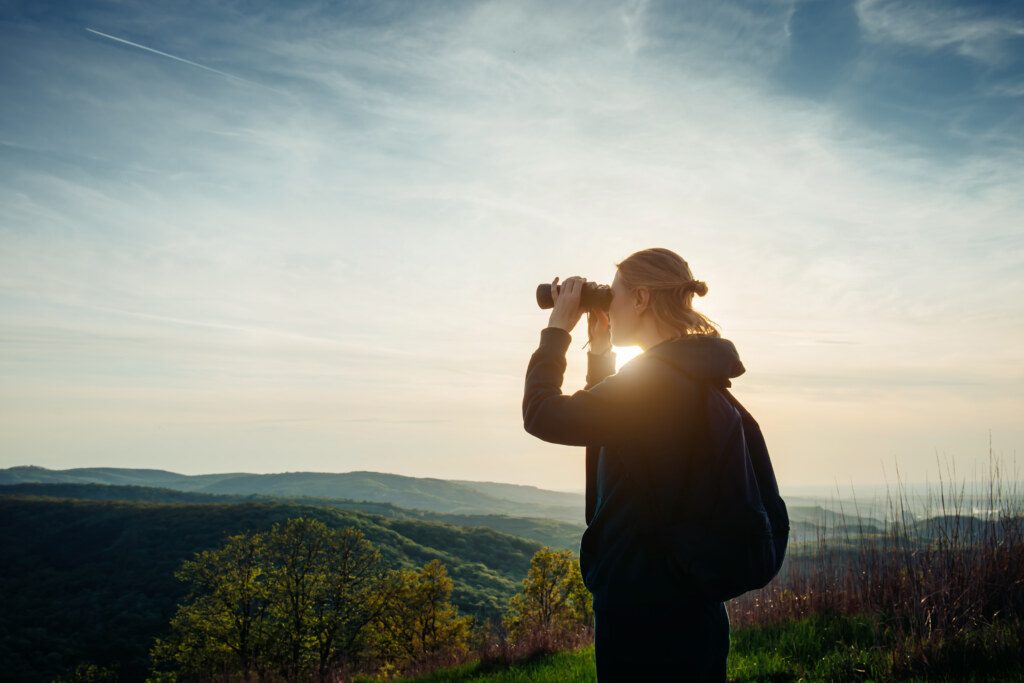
522, 247, 747, 681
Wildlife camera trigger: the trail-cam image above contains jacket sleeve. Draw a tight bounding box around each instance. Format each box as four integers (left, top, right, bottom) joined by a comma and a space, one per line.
523, 326, 652, 448
585, 347, 617, 390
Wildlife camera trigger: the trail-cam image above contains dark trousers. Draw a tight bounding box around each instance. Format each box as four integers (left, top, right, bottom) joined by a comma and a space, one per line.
593, 600, 729, 682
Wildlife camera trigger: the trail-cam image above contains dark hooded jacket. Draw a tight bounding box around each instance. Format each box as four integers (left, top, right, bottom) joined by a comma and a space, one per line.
523, 326, 746, 611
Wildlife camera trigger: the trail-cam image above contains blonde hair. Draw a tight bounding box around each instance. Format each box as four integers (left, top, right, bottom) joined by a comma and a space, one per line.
614, 247, 721, 338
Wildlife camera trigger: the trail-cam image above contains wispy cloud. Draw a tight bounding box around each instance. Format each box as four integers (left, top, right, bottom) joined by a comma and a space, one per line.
856, 0, 1024, 63
84, 27, 283, 93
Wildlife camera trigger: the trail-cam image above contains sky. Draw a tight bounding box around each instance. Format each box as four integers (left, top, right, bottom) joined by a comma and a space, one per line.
1, 0, 1022, 493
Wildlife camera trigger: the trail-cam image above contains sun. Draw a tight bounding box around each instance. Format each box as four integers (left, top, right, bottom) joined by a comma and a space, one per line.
613, 345, 643, 372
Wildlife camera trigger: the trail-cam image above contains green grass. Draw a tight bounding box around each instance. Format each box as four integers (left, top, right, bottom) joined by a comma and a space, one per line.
367, 646, 599, 683
371, 613, 1024, 683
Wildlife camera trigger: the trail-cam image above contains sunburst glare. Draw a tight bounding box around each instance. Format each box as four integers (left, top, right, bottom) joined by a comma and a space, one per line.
614, 346, 643, 372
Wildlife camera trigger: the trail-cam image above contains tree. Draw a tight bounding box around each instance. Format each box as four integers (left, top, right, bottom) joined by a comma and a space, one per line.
150, 517, 472, 682
263, 518, 333, 682
150, 530, 272, 681
309, 526, 396, 681
502, 547, 593, 644
371, 559, 473, 672
564, 555, 594, 633
151, 517, 415, 682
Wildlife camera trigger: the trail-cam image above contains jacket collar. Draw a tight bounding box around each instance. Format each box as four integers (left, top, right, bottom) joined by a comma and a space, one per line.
638, 334, 746, 388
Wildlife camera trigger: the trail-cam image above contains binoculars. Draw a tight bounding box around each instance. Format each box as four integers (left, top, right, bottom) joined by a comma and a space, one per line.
535, 281, 613, 312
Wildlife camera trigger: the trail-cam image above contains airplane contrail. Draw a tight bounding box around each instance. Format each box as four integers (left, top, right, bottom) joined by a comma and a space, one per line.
85, 27, 269, 90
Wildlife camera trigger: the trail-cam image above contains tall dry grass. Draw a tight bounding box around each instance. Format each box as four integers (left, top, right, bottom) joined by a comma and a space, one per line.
727, 439, 1024, 673
466, 618, 593, 673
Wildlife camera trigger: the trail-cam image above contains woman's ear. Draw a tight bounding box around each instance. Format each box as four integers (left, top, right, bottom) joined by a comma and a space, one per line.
634, 287, 650, 314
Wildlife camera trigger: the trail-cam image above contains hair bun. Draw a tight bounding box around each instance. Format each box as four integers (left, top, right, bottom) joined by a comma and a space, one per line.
689, 279, 708, 297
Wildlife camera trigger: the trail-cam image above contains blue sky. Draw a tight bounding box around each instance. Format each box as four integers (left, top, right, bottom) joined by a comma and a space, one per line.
1, 0, 1022, 492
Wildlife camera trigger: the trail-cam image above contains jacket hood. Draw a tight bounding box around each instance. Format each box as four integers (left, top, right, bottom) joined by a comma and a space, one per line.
641, 334, 746, 388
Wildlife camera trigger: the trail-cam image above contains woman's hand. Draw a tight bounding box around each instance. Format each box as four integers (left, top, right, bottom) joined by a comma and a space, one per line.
587, 308, 612, 355
548, 276, 586, 333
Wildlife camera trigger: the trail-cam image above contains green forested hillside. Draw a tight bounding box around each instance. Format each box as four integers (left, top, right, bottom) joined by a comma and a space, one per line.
0, 495, 546, 682
0, 483, 585, 551
0, 466, 584, 523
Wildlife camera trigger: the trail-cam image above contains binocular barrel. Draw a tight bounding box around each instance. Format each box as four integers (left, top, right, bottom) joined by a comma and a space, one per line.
535, 281, 612, 311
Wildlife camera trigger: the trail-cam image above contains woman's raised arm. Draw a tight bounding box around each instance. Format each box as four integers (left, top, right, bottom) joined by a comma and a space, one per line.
523, 326, 657, 447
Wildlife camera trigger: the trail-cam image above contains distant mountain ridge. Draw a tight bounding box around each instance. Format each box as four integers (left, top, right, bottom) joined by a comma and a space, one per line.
0, 465, 586, 523
12, 465, 1003, 538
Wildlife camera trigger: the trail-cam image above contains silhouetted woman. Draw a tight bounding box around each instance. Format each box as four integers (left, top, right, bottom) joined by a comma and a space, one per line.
523, 247, 746, 681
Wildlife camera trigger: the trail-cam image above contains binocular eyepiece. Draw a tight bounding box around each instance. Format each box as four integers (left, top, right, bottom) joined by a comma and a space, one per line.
535, 281, 612, 312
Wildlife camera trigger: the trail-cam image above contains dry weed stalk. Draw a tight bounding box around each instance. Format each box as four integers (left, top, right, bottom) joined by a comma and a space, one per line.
728, 440, 1023, 662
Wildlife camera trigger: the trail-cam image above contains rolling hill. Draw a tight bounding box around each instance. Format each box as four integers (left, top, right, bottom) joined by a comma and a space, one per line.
0, 466, 585, 523
0, 482, 586, 551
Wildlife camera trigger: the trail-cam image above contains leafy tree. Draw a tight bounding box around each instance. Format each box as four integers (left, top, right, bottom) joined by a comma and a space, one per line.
150, 530, 272, 680
565, 556, 593, 632
502, 547, 593, 643
309, 526, 397, 680
150, 517, 410, 682
371, 559, 474, 671
264, 517, 333, 681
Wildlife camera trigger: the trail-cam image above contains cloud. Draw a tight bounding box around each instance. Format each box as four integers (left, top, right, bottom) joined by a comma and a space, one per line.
621, 0, 649, 55
856, 0, 1024, 64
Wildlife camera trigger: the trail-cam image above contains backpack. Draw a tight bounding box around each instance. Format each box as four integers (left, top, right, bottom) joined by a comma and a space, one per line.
641, 355, 790, 602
